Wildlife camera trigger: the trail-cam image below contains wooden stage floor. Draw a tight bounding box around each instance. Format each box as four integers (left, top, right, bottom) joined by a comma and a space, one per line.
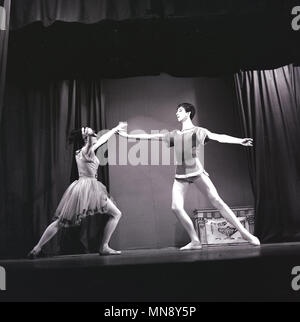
1, 243, 300, 302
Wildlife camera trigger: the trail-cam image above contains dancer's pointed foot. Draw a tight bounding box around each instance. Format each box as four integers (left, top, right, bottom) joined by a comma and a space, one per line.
242, 233, 260, 246
99, 246, 122, 256
180, 241, 203, 251
27, 247, 45, 260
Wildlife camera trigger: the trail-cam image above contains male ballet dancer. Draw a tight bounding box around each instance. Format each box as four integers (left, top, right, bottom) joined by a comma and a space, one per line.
119, 103, 260, 250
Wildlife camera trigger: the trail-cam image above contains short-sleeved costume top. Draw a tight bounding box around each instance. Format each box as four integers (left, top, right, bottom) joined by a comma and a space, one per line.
163, 126, 210, 179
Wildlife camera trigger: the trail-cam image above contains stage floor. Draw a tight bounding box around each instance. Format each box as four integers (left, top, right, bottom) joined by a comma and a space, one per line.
1, 243, 300, 301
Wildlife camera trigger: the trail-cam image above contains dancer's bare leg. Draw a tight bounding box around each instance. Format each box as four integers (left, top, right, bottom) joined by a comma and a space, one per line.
172, 180, 202, 251
99, 198, 123, 255
29, 220, 61, 256
194, 174, 260, 246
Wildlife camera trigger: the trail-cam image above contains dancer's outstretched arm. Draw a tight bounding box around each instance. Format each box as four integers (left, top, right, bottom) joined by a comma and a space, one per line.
92, 122, 128, 151
118, 131, 164, 141
207, 131, 253, 146
82, 123, 128, 154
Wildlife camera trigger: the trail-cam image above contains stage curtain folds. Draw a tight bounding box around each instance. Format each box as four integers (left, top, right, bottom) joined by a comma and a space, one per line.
234, 65, 300, 243
10, 0, 154, 29
10, 0, 299, 30
8, 0, 299, 79
0, 79, 110, 258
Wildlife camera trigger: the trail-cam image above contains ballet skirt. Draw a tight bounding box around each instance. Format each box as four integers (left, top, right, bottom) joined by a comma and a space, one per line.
53, 148, 109, 228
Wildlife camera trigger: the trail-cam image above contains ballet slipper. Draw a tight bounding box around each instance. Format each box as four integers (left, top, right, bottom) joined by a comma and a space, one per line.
180, 241, 203, 251
27, 248, 46, 260
99, 246, 122, 256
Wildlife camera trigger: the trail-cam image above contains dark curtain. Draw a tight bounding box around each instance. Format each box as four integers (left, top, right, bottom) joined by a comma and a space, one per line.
234, 65, 300, 243
10, 0, 300, 30
10, 0, 154, 29
8, 0, 300, 79
0, 0, 10, 125
0, 79, 110, 258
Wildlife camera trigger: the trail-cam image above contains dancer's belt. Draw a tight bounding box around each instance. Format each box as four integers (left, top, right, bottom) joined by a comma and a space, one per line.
79, 174, 98, 179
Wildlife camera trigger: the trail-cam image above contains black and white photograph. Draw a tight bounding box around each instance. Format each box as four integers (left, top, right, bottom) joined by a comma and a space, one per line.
1, 0, 300, 306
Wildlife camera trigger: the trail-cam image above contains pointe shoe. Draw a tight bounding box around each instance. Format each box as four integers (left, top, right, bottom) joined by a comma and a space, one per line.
242, 234, 261, 246
27, 249, 46, 260
180, 241, 203, 251
99, 247, 122, 256
248, 236, 260, 246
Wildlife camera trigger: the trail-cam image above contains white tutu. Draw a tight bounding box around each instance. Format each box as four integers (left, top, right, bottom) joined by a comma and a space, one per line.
53, 177, 109, 228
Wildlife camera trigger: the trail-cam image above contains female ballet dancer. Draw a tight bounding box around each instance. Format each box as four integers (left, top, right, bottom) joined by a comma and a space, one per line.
28, 123, 127, 258
118, 103, 260, 250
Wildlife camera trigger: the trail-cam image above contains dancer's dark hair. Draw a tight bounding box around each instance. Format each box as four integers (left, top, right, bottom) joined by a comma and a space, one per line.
177, 103, 196, 120
68, 128, 84, 148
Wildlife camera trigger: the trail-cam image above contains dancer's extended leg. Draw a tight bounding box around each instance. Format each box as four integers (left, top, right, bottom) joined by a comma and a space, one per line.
172, 180, 202, 250
99, 198, 123, 255
28, 220, 61, 258
194, 174, 260, 246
